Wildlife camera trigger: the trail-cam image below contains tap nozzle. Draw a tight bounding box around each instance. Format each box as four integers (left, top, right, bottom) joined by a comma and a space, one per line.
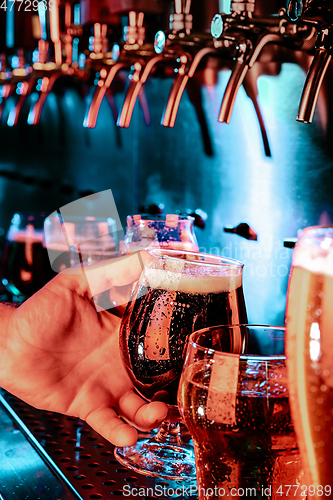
297, 37, 333, 123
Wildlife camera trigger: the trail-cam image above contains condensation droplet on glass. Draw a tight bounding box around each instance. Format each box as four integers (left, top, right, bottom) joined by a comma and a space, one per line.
320, 384, 327, 392
317, 397, 324, 405
315, 309, 322, 317
310, 386, 317, 393
315, 425, 321, 432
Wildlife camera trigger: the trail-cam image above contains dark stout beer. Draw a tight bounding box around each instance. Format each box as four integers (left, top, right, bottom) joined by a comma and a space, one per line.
120, 268, 247, 406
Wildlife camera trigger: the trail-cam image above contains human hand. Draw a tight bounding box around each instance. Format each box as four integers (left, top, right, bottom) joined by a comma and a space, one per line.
1, 252, 168, 446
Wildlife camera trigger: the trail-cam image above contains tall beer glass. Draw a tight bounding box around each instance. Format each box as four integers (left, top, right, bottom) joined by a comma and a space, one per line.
115, 249, 247, 480
179, 325, 304, 499
286, 226, 333, 497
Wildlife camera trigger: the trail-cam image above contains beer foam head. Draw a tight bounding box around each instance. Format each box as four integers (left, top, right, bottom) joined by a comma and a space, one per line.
293, 228, 333, 276
144, 264, 242, 293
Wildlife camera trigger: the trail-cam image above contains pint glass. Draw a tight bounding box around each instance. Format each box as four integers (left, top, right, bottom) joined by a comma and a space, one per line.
286, 226, 333, 497
179, 325, 304, 499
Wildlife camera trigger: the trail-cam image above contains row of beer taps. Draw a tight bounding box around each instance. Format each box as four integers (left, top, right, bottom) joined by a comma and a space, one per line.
0, 0, 332, 151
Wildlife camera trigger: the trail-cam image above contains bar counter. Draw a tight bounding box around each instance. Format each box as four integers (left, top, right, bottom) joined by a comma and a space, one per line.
0, 390, 196, 500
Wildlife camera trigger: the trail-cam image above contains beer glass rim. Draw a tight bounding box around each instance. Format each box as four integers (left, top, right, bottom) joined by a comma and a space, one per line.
44, 214, 117, 226
146, 248, 244, 269
127, 214, 194, 223
298, 225, 333, 242
70, 242, 120, 255
188, 324, 286, 361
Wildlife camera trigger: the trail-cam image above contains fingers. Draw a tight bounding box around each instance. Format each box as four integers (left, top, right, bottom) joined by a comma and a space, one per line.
118, 390, 168, 431
85, 406, 138, 447
77, 251, 148, 298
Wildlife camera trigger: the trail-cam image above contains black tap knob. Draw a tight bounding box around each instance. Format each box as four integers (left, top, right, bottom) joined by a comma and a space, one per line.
224, 223, 258, 240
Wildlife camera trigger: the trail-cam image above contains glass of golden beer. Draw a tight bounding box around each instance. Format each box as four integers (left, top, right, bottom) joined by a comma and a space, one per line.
179, 325, 304, 499
286, 226, 333, 497
115, 249, 247, 480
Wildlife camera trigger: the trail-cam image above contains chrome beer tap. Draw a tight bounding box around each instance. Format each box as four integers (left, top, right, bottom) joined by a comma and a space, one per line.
28, 1, 84, 126
7, 40, 50, 127
212, 0, 318, 125
155, 0, 218, 128
84, 11, 153, 129
0, 54, 15, 121
116, 12, 166, 128
286, 0, 333, 123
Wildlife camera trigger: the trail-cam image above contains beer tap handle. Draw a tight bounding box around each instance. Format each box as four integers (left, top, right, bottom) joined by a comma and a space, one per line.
218, 60, 249, 123
117, 54, 164, 128
224, 223, 258, 240
297, 46, 332, 123
27, 72, 62, 125
218, 32, 281, 123
50, 0, 62, 66
0, 83, 15, 120
7, 78, 38, 127
161, 47, 216, 128
83, 62, 128, 128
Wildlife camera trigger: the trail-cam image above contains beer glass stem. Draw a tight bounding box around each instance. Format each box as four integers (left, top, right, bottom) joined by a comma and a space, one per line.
153, 421, 183, 447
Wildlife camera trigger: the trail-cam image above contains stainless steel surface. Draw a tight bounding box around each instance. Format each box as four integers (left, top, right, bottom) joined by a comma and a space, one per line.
0, 390, 196, 499
0, 399, 76, 500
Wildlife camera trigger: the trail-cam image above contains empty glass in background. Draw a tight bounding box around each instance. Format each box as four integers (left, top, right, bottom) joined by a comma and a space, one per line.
178, 325, 304, 500
44, 213, 118, 281
0, 212, 46, 301
123, 214, 199, 253
70, 241, 127, 315
286, 226, 333, 498
115, 249, 247, 480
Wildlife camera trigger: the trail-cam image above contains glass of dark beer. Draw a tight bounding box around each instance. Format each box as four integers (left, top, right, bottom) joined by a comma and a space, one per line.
123, 214, 199, 253
0, 212, 46, 301
178, 325, 305, 499
115, 249, 247, 480
286, 226, 333, 498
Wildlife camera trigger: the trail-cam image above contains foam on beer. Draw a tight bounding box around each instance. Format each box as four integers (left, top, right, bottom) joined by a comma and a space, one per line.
293, 238, 333, 277
144, 266, 242, 293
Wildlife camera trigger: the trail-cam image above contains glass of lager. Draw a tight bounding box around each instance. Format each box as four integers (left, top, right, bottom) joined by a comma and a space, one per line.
286, 226, 333, 498
115, 249, 247, 479
178, 325, 304, 499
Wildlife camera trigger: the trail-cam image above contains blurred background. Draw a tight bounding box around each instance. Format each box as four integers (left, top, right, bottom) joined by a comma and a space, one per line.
0, 0, 332, 325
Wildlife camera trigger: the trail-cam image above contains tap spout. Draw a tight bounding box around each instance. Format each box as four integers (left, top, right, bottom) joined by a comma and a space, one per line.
83, 62, 127, 128
7, 78, 38, 126
218, 32, 281, 123
27, 72, 62, 125
218, 60, 249, 123
161, 47, 216, 127
0, 83, 15, 120
117, 55, 164, 128
297, 46, 332, 123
